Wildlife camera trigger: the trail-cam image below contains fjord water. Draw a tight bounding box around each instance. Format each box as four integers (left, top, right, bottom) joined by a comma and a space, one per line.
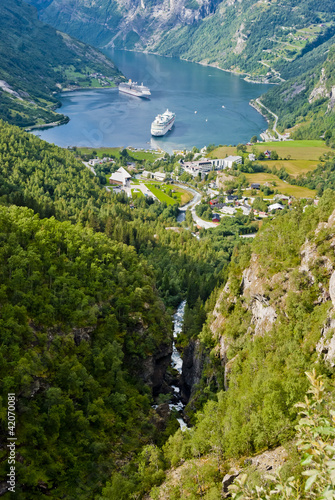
33, 50, 269, 152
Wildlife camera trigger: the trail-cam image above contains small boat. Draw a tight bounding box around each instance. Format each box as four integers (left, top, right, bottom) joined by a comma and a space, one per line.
194, 111, 197, 114
222, 105, 225, 109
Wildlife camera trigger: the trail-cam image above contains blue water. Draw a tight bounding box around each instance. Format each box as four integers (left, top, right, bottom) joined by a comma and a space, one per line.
33, 50, 270, 152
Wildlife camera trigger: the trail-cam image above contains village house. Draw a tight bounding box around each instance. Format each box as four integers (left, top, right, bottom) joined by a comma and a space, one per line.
226, 195, 239, 203
268, 203, 284, 212
248, 153, 256, 161
210, 199, 226, 209
142, 171, 166, 181
109, 167, 131, 187
264, 150, 271, 159
212, 213, 221, 223
274, 194, 290, 201
88, 157, 113, 166
251, 183, 261, 190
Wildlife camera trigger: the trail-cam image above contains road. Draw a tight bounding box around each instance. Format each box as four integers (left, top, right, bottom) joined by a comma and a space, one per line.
175, 184, 217, 228
258, 61, 285, 82
255, 98, 287, 141
82, 161, 97, 176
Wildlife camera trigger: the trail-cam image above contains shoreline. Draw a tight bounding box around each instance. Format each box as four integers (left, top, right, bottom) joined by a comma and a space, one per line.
27, 49, 273, 143
26, 83, 120, 132
109, 46, 279, 85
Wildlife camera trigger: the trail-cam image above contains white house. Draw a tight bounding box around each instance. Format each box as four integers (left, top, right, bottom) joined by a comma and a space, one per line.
153, 172, 166, 181
268, 203, 284, 212
142, 171, 166, 181
248, 154, 256, 161
109, 167, 131, 186
88, 158, 101, 166
89, 157, 112, 166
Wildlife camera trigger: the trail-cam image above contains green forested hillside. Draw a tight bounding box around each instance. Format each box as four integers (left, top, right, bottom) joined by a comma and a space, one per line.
147, 192, 335, 498
0, 0, 123, 128
0, 205, 172, 498
260, 44, 335, 138
0, 120, 249, 497
26, 0, 335, 82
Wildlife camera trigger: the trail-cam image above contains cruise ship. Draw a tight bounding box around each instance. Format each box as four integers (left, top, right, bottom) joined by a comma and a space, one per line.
118, 80, 151, 98
151, 110, 176, 136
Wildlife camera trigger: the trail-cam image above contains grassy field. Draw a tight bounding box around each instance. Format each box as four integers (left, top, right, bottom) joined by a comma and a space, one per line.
77, 147, 161, 161
77, 147, 121, 159
262, 159, 319, 177
128, 150, 162, 161
143, 182, 193, 205
207, 146, 238, 159
244, 172, 316, 198
163, 185, 193, 205
252, 140, 331, 161
144, 184, 178, 205
210, 140, 331, 185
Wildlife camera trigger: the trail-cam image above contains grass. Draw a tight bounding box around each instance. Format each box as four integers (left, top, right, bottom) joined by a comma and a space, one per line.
77, 147, 161, 162
251, 141, 331, 161
244, 172, 316, 198
143, 183, 178, 205
129, 150, 162, 161
142, 182, 193, 205
207, 146, 238, 159
77, 147, 122, 159
263, 159, 319, 177
131, 189, 144, 198
210, 140, 332, 181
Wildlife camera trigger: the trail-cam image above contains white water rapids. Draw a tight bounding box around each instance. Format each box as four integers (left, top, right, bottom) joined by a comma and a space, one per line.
170, 300, 188, 430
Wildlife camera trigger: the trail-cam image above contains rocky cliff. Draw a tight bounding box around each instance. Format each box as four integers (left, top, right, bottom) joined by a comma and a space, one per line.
207, 202, 335, 392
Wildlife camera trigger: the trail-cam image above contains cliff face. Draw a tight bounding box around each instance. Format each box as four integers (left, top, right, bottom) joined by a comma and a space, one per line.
27, 0, 222, 48
208, 206, 335, 391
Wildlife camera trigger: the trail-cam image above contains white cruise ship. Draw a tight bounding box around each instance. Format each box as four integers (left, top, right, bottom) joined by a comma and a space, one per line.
118, 80, 151, 98
151, 110, 176, 136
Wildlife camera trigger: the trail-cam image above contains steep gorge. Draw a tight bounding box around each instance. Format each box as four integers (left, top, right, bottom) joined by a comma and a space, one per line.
152, 192, 335, 498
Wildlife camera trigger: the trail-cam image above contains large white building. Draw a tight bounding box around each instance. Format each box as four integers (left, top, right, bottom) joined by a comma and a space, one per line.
181, 156, 242, 177
109, 167, 131, 186
220, 156, 242, 168
182, 160, 213, 177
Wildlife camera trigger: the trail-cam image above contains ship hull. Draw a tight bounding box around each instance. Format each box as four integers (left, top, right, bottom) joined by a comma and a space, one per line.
151, 118, 175, 136
119, 87, 150, 99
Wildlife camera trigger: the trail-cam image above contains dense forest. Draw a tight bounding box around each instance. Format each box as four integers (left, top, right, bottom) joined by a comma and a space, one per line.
0, 0, 123, 127
0, 120, 248, 497
1, 116, 335, 497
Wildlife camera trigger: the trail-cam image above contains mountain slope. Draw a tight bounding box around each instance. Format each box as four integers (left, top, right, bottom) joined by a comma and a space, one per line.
0, 0, 123, 128
150, 191, 335, 498
26, 0, 335, 82
260, 43, 335, 139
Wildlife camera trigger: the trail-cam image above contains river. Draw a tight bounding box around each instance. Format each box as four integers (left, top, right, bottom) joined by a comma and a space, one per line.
170, 300, 188, 430
32, 50, 270, 153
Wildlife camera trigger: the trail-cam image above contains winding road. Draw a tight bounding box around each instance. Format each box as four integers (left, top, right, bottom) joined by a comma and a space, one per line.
176, 184, 217, 229
255, 98, 287, 141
